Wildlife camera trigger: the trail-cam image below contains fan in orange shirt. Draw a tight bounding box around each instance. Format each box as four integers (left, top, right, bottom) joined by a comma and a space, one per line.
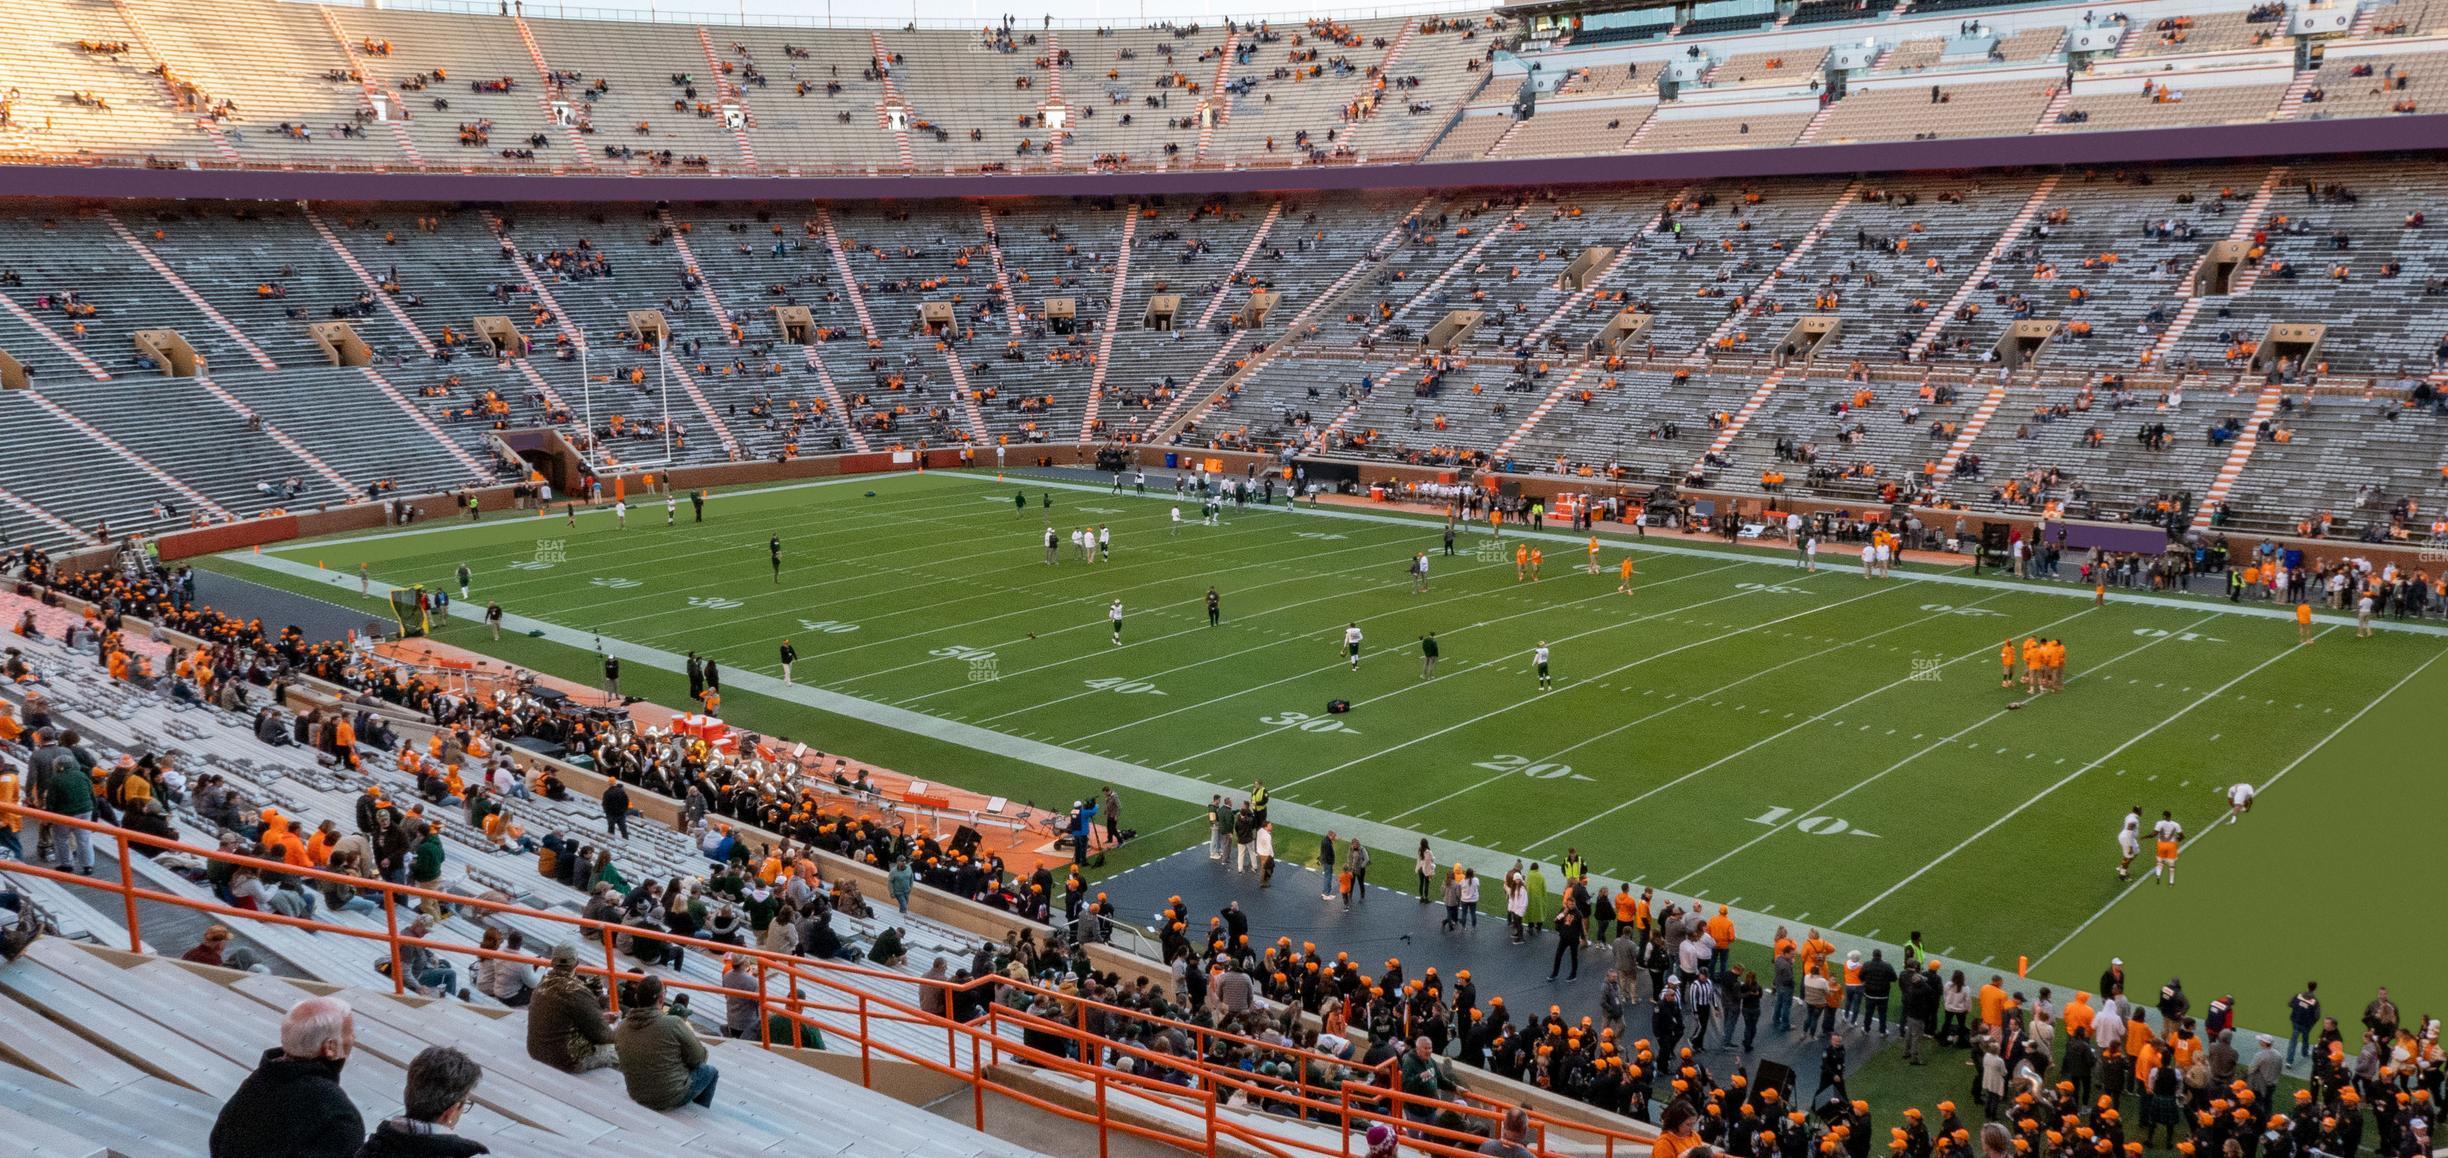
1999, 641, 2015, 689
1515, 543, 1528, 582
1528, 548, 1544, 581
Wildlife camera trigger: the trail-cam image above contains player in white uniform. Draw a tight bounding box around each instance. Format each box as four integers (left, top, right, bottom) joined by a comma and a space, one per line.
613, 499, 628, 529
1109, 600, 1125, 645
1342, 623, 1364, 670
1171, 506, 1183, 535
665, 494, 677, 525
2226, 781, 2255, 824
2116, 807, 2144, 881
2150, 812, 2184, 884
1533, 644, 1552, 691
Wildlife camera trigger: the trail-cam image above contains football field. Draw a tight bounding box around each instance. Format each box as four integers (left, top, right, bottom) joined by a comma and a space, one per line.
216, 469, 2448, 1025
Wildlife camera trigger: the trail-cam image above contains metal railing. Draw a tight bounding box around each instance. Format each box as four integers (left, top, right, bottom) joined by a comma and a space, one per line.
0, 802, 1650, 1156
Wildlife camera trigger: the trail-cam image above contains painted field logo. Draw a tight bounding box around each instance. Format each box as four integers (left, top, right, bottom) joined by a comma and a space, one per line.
686, 596, 743, 610
1909, 654, 1945, 682
1473, 539, 1508, 564
966, 655, 999, 682
589, 577, 642, 590
533, 539, 567, 565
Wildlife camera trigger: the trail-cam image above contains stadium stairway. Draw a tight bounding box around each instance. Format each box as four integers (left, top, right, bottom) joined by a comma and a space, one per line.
2188, 375, 2289, 529
1078, 205, 1138, 440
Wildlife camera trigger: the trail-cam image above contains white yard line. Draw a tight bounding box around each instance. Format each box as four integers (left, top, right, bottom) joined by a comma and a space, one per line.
1659, 610, 2222, 892
823, 525, 1489, 686
2026, 641, 2448, 970
1834, 625, 2331, 927
951, 551, 1545, 719
1242, 572, 1936, 789
1380, 591, 2017, 827
1531, 602, 2111, 853
1045, 560, 1757, 744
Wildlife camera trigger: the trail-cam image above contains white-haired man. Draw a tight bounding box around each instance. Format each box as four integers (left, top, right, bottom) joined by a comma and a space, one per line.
209, 995, 364, 1156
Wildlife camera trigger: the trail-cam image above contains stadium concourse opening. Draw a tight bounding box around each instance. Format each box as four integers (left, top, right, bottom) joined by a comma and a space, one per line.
3, 0, 2447, 1151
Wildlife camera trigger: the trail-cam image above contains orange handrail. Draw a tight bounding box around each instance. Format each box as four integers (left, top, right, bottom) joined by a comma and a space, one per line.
0, 803, 1649, 1155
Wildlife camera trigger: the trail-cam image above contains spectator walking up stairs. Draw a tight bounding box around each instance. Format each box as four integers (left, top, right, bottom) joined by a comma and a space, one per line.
106, 0, 242, 163
870, 31, 917, 170
2275, 68, 2324, 118
1336, 19, 1421, 159
1080, 204, 1139, 439
1910, 174, 2063, 358
318, 5, 425, 167
657, 208, 740, 338
2032, 84, 2079, 134
512, 12, 596, 169
1193, 30, 1240, 163
2190, 375, 2290, 530
1794, 96, 1841, 144
1043, 32, 1067, 168
977, 206, 1027, 342
2148, 166, 2289, 365
696, 26, 761, 170
1691, 180, 1863, 359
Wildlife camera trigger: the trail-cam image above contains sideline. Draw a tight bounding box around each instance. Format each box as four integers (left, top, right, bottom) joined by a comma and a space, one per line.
977, 470, 2448, 639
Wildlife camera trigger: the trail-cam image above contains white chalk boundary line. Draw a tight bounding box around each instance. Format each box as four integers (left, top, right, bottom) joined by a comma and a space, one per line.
1658, 609, 2222, 895
1836, 623, 2333, 927
1382, 589, 2024, 831
2025, 639, 2448, 972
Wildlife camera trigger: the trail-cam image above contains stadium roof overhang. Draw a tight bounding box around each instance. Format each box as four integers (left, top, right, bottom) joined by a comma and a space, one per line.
6, 116, 2447, 202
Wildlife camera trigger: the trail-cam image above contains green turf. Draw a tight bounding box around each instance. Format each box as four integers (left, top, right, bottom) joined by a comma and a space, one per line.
209, 470, 2446, 1029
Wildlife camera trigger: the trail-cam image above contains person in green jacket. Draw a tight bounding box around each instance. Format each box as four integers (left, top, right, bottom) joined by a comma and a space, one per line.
888, 857, 916, 915
614, 976, 717, 1110
593, 852, 629, 896
409, 822, 446, 920
1525, 863, 1551, 933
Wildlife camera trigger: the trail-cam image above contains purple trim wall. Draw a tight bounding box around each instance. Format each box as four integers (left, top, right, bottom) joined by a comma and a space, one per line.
10, 116, 2448, 202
